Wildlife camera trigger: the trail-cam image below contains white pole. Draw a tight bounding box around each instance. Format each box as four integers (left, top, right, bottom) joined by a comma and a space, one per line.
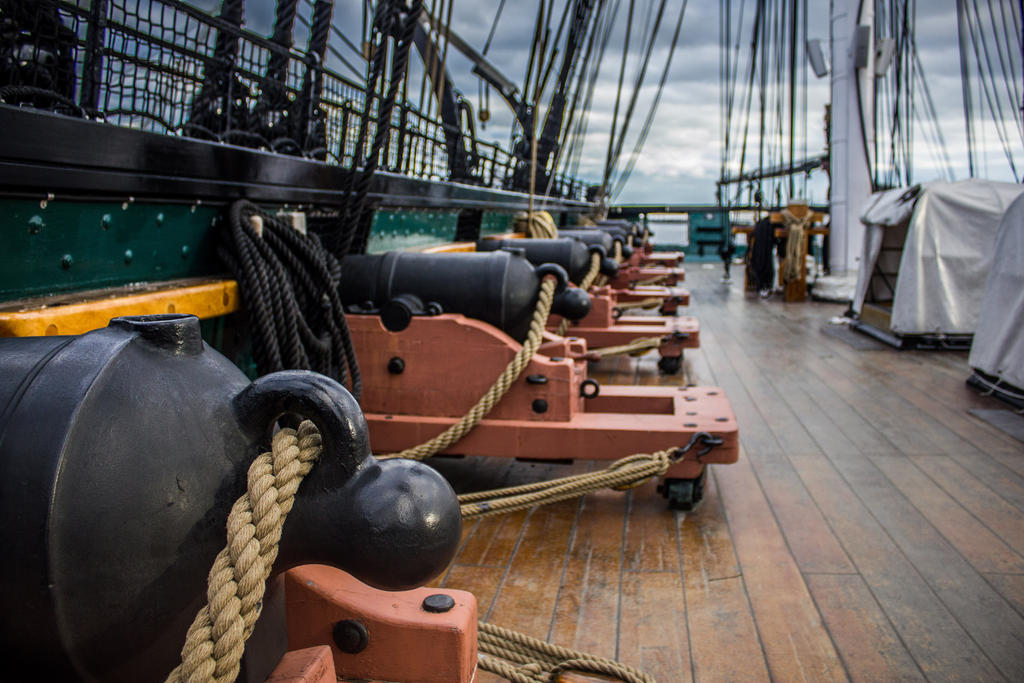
829, 0, 874, 274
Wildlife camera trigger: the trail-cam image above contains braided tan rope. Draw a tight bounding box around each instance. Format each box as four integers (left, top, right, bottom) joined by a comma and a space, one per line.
514, 210, 559, 239
781, 208, 811, 284
589, 336, 663, 359
459, 450, 674, 519
167, 421, 323, 683
477, 621, 656, 683
380, 276, 558, 460
555, 251, 602, 337
635, 274, 670, 287
614, 297, 663, 312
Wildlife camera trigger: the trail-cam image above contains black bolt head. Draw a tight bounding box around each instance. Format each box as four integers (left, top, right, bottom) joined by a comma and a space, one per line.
332, 619, 369, 653
532, 398, 548, 414
422, 593, 456, 613
387, 357, 405, 374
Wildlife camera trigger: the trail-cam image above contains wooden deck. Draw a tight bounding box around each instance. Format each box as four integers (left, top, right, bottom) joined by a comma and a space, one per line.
429, 263, 1024, 682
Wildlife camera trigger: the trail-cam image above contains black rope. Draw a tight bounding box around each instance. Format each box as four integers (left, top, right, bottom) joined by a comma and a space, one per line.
188, 0, 246, 133
344, 0, 425, 257
220, 199, 362, 399
566, 0, 620, 180
612, 0, 688, 197
605, 0, 667, 190
603, 0, 636, 189
323, 0, 398, 256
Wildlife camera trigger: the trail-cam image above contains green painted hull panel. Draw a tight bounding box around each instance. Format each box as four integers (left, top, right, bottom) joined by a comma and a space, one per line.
1, 199, 221, 300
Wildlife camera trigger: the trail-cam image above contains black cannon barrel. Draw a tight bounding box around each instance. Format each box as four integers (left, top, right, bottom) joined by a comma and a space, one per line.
559, 229, 634, 259
339, 250, 590, 340
0, 315, 462, 682
476, 237, 618, 284
595, 219, 646, 241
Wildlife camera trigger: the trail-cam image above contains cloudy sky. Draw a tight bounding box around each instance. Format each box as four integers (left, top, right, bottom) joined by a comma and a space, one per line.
229, 0, 1021, 204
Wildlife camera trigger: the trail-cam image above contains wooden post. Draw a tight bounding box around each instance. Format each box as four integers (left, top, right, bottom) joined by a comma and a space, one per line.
770, 203, 826, 302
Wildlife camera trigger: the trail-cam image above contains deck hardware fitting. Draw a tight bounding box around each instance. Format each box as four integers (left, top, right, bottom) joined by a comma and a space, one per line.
333, 619, 370, 654
422, 594, 456, 613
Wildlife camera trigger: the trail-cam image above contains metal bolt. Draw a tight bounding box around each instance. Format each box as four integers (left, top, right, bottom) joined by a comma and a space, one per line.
532, 399, 548, 414
181, 245, 190, 259
100, 213, 112, 230
526, 374, 548, 384
27, 215, 44, 234
387, 357, 405, 374
422, 594, 455, 613
60, 254, 73, 270
156, 213, 165, 226
124, 249, 133, 264
332, 619, 369, 654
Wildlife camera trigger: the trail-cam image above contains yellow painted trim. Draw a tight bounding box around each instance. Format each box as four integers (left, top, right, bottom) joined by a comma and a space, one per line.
0, 280, 240, 337
416, 232, 529, 253
420, 241, 477, 253
480, 232, 526, 240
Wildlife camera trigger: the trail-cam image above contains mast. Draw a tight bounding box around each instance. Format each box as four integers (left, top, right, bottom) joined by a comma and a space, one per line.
828, 0, 874, 274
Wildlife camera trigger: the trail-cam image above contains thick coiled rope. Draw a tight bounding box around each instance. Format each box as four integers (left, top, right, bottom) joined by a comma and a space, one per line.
477, 621, 655, 683
614, 297, 663, 312
781, 208, 811, 284
165, 427, 716, 683
379, 275, 558, 460
166, 421, 322, 683
219, 199, 362, 398
513, 210, 559, 239
635, 274, 671, 287
460, 449, 674, 519
589, 336, 663, 359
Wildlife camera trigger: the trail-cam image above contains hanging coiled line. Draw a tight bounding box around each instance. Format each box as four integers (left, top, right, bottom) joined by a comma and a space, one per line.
218, 199, 361, 398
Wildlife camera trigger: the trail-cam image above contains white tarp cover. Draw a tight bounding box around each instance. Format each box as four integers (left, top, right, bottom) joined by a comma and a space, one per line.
969, 192, 1024, 390
855, 179, 1024, 334
892, 180, 1024, 335
851, 186, 919, 314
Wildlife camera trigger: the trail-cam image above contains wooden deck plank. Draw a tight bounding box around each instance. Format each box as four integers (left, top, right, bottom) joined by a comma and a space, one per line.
787, 452, 1002, 681
432, 266, 1024, 683
869, 454, 1024, 574
818, 340, 1021, 453
762, 338, 1024, 520
713, 450, 847, 682
985, 573, 1024, 618
619, 571, 692, 682
548, 491, 625, 660
441, 564, 503, 617
908, 453, 1024, 551
805, 573, 926, 682
482, 499, 581, 634
453, 509, 531, 568
623, 482, 683, 574
816, 451, 1024, 679
680, 471, 769, 682
697, 322, 856, 575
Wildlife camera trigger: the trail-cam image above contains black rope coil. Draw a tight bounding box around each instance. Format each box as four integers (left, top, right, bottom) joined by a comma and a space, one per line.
219, 199, 362, 399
